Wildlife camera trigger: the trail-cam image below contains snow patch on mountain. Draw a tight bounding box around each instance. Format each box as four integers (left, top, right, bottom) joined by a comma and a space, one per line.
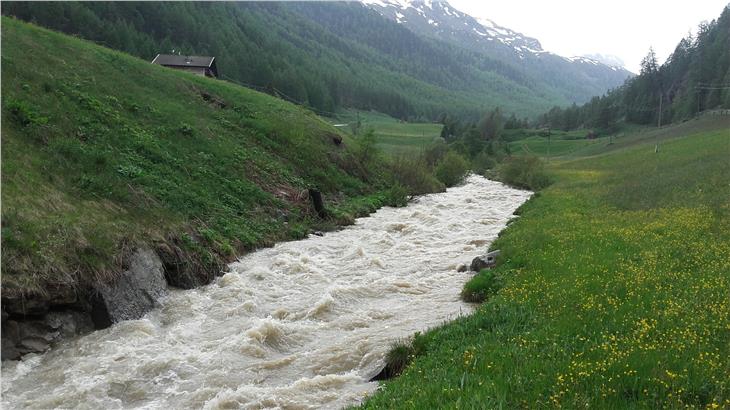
360, 0, 632, 83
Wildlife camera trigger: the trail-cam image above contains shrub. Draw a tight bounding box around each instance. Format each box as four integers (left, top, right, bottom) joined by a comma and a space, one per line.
179, 123, 195, 136
378, 332, 429, 379
356, 128, 378, 166
423, 140, 449, 168
6, 99, 48, 127
383, 183, 409, 207
471, 151, 497, 175
461, 269, 502, 303
435, 150, 469, 187
497, 155, 551, 190
389, 153, 444, 195
385, 341, 412, 377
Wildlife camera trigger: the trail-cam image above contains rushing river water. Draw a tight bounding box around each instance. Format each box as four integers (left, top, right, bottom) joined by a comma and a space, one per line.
2, 176, 530, 409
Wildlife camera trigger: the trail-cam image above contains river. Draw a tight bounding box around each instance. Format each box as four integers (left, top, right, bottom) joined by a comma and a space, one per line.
1, 175, 530, 409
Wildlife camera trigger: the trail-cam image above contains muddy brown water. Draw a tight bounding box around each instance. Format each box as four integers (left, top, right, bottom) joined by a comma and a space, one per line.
1, 175, 530, 409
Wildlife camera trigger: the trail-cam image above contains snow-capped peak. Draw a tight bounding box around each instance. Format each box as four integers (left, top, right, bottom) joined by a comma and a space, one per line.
359, 0, 631, 77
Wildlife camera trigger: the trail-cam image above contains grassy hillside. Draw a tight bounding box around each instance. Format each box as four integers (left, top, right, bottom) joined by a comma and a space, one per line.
363, 120, 730, 407
1, 18, 395, 296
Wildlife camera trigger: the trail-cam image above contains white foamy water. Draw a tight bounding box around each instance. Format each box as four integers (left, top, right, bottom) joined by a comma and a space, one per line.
1, 176, 530, 409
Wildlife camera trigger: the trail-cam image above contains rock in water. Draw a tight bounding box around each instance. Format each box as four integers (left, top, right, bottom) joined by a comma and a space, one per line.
456, 264, 468, 272
470, 250, 501, 272
92, 248, 167, 327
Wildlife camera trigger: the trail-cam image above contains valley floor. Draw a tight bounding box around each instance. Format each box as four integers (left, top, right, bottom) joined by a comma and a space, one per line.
362, 119, 730, 408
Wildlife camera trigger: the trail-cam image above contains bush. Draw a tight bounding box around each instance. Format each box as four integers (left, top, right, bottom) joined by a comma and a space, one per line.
423, 140, 449, 168
6, 99, 48, 127
461, 269, 502, 303
356, 128, 378, 166
383, 183, 409, 207
471, 151, 497, 175
378, 332, 429, 379
497, 155, 551, 190
389, 153, 444, 195
435, 150, 469, 187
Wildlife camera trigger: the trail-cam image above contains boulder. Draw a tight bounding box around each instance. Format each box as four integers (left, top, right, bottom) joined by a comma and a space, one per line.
3, 320, 21, 344
91, 248, 167, 328
18, 320, 58, 342
18, 337, 50, 354
1, 311, 96, 361
470, 250, 501, 272
1, 338, 20, 361
456, 264, 468, 273
46, 311, 94, 338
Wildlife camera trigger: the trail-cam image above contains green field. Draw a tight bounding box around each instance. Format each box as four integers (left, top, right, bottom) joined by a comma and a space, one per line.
507, 118, 730, 161
329, 110, 444, 155
1, 18, 396, 296
363, 118, 730, 408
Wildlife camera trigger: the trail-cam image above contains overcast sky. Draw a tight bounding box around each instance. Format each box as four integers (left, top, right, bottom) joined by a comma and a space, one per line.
449, 0, 729, 73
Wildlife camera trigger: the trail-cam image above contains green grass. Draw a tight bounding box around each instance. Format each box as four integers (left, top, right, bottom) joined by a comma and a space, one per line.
508, 135, 607, 158
362, 121, 730, 408
1, 18, 395, 295
508, 117, 730, 161
329, 110, 443, 155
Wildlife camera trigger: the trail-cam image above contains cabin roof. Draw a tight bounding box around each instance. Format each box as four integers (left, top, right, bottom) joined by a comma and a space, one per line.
151, 54, 215, 68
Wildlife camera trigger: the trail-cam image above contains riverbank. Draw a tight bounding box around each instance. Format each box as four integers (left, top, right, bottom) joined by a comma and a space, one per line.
1, 18, 404, 357
1, 176, 529, 408
362, 121, 730, 408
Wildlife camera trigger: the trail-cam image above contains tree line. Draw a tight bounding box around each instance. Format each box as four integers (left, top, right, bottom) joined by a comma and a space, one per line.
538, 5, 730, 132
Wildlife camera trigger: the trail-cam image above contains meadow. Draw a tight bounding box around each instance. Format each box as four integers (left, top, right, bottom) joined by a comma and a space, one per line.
329, 110, 443, 155
363, 118, 730, 408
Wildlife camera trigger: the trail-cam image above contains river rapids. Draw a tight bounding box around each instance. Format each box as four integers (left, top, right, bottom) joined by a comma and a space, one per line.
1, 175, 530, 409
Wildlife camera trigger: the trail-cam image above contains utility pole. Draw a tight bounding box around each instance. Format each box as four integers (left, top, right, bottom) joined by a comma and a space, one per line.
697, 88, 701, 117
655, 93, 662, 153
356, 111, 361, 136
547, 128, 551, 163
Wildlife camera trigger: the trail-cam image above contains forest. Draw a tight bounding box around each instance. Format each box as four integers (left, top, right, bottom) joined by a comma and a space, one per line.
538, 6, 730, 132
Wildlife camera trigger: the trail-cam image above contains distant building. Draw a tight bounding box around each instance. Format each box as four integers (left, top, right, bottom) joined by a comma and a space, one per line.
151, 54, 218, 78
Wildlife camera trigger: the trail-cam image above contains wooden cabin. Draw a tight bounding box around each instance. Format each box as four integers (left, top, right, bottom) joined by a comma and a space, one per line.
151, 54, 218, 78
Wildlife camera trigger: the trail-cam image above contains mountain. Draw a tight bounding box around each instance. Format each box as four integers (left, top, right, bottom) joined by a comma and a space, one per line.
2, 2, 630, 121
360, 0, 633, 104
582, 53, 626, 69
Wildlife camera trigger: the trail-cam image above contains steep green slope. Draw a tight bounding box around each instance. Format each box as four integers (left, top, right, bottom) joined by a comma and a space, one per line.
1, 18, 392, 296
364, 122, 730, 408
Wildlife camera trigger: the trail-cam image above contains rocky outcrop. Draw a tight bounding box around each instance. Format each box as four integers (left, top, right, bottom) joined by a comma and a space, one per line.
2, 247, 168, 360
90, 248, 167, 327
1, 311, 93, 360
470, 250, 501, 272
